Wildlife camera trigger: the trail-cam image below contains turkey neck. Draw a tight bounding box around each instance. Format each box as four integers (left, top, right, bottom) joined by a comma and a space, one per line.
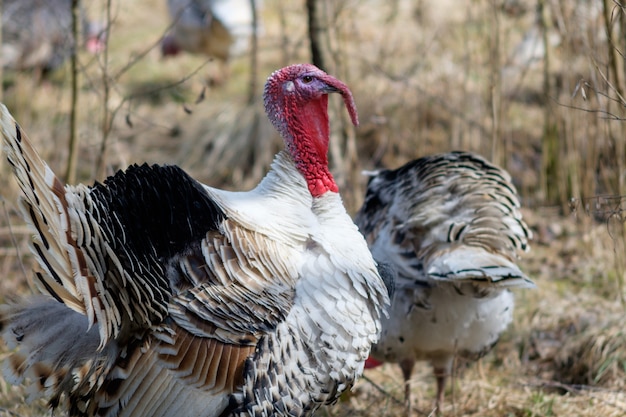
282, 94, 337, 198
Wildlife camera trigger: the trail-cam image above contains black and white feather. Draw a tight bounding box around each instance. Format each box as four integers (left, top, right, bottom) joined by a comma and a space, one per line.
355, 151, 533, 408
0, 64, 389, 417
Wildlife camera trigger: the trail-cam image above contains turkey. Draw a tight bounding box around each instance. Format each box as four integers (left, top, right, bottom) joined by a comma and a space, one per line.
162, 0, 257, 82
1, 0, 105, 76
354, 151, 534, 412
0, 64, 391, 417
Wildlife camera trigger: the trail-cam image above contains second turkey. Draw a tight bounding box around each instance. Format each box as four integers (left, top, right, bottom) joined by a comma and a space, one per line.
355, 151, 535, 413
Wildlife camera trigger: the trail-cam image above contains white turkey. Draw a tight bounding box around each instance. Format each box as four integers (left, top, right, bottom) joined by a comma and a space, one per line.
161, 0, 258, 82
0, 63, 391, 417
1, 0, 105, 76
355, 151, 534, 412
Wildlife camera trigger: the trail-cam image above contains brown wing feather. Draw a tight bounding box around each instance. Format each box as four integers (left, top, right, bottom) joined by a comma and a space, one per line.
1, 104, 300, 416
156, 322, 255, 393
86, 325, 254, 416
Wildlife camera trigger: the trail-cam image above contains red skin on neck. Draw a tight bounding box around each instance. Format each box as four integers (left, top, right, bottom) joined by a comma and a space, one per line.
285, 95, 338, 197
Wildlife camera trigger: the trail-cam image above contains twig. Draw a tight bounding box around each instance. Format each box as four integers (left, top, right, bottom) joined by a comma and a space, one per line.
366, 61, 491, 139
590, 57, 626, 107
359, 374, 404, 407
550, 96, 625, 121
111, 10, 179, 80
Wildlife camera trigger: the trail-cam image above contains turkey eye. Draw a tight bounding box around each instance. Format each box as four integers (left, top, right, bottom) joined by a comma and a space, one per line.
302, 75, 313, 83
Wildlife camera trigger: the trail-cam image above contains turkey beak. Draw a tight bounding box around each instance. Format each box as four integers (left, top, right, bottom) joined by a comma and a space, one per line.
320, 75, 359, 127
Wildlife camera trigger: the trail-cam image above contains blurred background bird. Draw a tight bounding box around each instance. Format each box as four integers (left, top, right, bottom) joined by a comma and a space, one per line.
161, 0, 258, 85
1, 0, 106, 79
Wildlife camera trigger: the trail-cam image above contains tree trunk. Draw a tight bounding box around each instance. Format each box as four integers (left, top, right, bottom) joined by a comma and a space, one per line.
65, 0, 80, 184
306, 0, 328, 71
538, 0, 560, 207
0, 0, 3, 102
247, 0, 258, 105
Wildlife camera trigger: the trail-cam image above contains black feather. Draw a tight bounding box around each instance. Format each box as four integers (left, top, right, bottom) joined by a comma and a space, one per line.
375, 260, 396, 300
90, 163, 226, 261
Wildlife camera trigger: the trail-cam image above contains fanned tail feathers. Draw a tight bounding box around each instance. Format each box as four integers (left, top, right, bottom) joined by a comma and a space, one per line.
0, 105, 116, 411
357, 151, 534, 290
0, 297, 114, 412
0, 296, 232, 416
0, 104, 254, 416
0, 104, 87, 315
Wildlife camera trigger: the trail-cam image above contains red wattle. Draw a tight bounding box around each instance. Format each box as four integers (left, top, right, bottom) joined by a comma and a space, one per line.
364, 357, 384, 369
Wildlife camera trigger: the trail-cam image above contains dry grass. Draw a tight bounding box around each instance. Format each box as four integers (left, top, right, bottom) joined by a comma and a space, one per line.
1, 0, 626, 415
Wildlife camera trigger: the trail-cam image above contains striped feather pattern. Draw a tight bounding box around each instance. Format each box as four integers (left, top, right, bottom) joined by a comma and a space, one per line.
1, 111, 87, 315
355, 151, 533, 406
156, 324, 255, 392
0, 77, 389, 417
357, 151, 532, 288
